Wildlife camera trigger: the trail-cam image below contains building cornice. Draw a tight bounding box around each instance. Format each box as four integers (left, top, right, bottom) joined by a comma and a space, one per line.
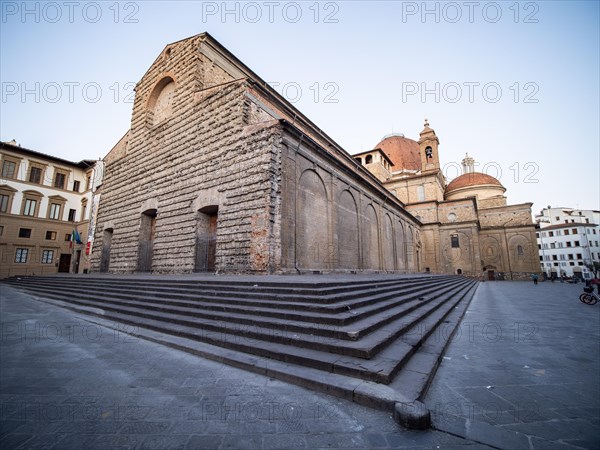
1, 142, 95, 169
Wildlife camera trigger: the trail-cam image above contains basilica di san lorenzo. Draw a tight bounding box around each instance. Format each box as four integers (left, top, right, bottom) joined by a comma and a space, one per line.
87, 33, 540, 280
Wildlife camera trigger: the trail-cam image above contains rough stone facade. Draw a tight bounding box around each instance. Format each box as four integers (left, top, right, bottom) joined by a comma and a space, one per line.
91, 33, 421, 274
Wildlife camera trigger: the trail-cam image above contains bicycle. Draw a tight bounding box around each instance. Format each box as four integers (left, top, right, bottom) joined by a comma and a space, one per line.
579, 286, 599, 305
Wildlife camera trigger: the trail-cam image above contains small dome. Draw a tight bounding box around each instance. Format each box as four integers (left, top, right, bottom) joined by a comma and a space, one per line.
374, 135, 421, 171
446, 172, 505, 194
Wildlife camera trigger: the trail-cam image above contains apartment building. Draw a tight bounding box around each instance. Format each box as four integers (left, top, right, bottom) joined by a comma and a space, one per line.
535, 206, 600, 279
0, 140, 102, 278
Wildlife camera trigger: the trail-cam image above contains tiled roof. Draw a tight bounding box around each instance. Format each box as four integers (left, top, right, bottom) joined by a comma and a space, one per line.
446, 172, 504, 193
374, 135, 421, 171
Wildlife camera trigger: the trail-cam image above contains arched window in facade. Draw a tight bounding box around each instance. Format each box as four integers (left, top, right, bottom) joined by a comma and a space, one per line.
148, 77, 176, 125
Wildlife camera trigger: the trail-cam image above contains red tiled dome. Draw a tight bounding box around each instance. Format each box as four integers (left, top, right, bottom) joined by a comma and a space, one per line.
446, 172, 504, 193
374, 134, 421, 171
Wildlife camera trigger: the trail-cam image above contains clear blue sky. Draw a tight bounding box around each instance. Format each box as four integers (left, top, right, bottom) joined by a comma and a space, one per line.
1, 1, 598, 214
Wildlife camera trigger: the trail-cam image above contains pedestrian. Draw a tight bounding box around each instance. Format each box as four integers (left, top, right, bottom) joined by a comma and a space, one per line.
591, 278, 600, 295
532, 273, 539, 285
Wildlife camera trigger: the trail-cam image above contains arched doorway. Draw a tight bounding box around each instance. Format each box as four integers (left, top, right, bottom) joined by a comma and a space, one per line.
138, 209, 157, 272
100, 228, 113, 273
195, 205, 218, 272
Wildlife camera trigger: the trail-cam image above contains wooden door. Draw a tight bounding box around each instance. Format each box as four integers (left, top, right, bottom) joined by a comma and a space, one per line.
58, 254, 71, 273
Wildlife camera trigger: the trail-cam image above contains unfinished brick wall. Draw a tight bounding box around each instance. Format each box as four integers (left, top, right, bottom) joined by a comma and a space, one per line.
91, 36, 281, 273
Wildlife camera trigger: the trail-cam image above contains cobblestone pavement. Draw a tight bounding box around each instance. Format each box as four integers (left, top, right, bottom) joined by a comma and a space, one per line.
425, 280, 600, 449
1, 278, 598, 449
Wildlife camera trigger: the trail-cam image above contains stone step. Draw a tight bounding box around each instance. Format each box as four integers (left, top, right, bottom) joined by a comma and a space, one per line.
13, 279, 470, 352
6, 275, 455, 311
22, 282, 475, 385
12, 277, 463, 328
3, 274, 479, 430
5, 275, 456, 304
14, 279, 475, 362
390, 282, 478, 402
64, 312, 421, 425
332, 281, 479, 383
6, 273, 448, 291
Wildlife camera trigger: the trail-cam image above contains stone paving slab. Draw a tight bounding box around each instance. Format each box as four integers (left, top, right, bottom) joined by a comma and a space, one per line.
424, 280, 600, 449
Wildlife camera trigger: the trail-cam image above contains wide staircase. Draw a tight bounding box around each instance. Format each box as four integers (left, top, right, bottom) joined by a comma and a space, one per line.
2, 274, 479, 428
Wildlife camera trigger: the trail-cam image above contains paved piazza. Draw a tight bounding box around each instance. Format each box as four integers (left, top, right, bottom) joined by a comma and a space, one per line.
1, 278, 598, 449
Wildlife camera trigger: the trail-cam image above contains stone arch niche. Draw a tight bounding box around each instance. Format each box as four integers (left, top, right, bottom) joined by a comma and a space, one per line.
296, 169, 329, 271
508, 234, 533, 272
382, 214, 395, 271
362, 204, 380, 270
137, 209, 157, 272
396, 220, 406, 272
481, 235, 502, 268
406, 227, 415, 272
100, 227, 113, 273
337, 190, 359, 270
194, 205, 218, 272
147, 76, 176, 126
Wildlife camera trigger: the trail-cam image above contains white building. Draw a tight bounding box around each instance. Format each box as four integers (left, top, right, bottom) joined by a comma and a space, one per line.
0, 140, 102, 278
535, 206, 600, 279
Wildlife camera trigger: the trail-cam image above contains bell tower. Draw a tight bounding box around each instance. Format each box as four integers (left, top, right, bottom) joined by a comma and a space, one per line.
461, 153, 475, 173
418, 118, 440, 171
